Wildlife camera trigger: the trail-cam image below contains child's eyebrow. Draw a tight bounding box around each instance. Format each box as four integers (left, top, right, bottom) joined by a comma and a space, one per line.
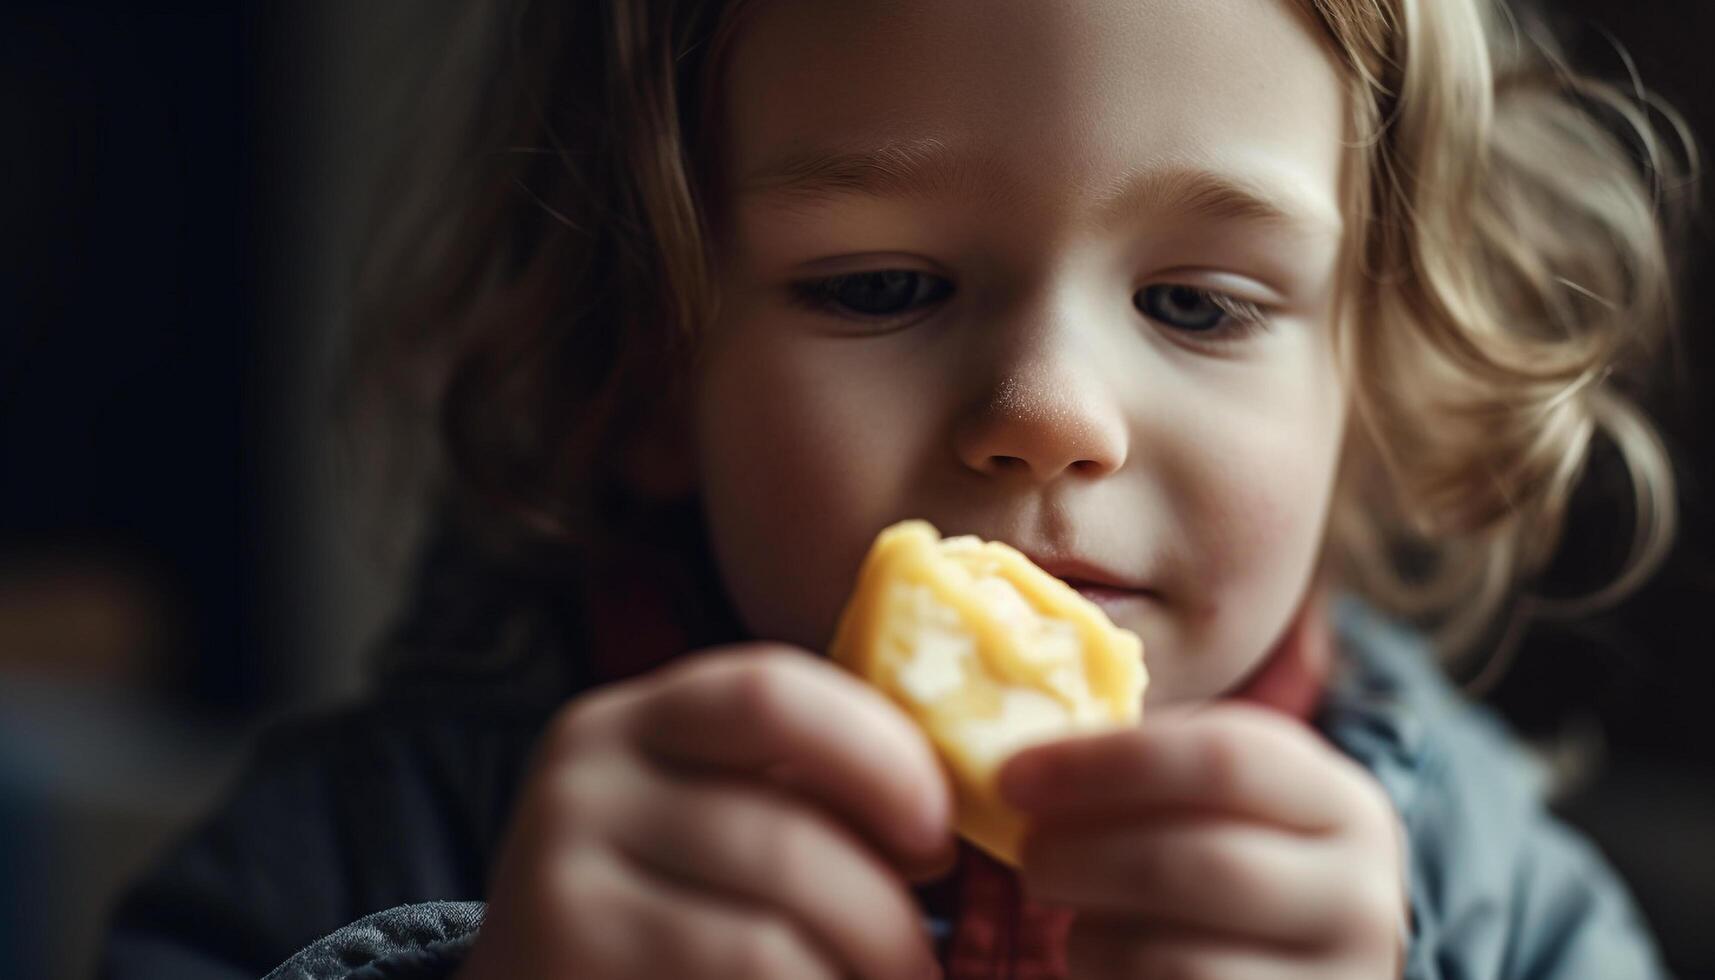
738, 137, 1341, 237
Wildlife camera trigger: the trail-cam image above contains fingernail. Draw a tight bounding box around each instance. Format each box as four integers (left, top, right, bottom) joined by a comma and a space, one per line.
905, 841, 958, 883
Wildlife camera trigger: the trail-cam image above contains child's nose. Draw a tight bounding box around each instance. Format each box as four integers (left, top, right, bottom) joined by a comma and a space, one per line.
951, 361, 1129, 484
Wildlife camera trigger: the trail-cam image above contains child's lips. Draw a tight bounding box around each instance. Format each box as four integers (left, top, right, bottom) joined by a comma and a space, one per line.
1068, 581, 1153, 615
1014, 552, 1155, 614
1029, 556, 1145, 592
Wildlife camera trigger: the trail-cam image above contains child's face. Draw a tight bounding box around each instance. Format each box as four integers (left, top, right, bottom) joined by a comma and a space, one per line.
691, 0, 1350, 705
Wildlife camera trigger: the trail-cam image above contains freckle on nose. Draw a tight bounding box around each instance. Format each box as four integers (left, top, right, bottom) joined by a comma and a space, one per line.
993, 376, 1071, 422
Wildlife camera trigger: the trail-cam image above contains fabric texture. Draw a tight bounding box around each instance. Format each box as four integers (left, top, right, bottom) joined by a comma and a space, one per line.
100, 516, 1671, 979
260, 903, 483, 980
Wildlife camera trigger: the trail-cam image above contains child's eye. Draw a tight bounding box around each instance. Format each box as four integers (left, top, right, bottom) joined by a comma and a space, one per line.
1135, 283, 1267, 337
789, 273, 1266, 340
789, 270, 955, 322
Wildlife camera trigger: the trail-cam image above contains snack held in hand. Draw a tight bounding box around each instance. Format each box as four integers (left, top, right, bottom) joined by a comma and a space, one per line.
829, 520, 1147, 865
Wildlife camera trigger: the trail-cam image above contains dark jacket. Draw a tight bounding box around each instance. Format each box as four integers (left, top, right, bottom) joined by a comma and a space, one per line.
101, 524, 1670, 979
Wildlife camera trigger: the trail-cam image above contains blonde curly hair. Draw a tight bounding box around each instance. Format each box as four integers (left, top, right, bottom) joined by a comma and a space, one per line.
1303, 0, 1692, 679
344, 0, 1693, 676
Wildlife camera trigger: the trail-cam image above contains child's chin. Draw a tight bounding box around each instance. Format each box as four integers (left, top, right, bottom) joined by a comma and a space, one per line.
1143, 650, 1275, 708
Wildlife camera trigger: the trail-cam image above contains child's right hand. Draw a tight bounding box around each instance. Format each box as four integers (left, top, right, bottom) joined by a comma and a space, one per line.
454, 643, 954, 980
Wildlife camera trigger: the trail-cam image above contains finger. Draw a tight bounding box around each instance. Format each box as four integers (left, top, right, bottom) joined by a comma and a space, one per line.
902, 841, 960, 884
998, 702, 1371, 831
1067, 914, 1322, 980
760, 759, 955, 880
609, 765, 942, 980
1019, 818, 1347, 945
564, 846, 844, 980
630, 646, 954, 866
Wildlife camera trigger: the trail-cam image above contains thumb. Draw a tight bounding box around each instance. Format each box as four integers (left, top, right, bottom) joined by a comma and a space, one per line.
902, 834, 959, 883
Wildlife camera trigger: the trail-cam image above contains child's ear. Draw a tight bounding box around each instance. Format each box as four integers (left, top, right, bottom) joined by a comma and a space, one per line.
622, 396, 699, 502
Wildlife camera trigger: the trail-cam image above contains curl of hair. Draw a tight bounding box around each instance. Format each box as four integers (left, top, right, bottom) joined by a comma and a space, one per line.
340, 0, 744, 573
1303, 0, 1693, 674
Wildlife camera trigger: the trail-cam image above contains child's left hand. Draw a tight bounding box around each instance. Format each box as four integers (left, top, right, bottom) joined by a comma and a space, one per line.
997, 702, 1407, 979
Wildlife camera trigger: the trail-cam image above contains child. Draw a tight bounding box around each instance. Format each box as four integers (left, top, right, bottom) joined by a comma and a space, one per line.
105, 0, 1690, 977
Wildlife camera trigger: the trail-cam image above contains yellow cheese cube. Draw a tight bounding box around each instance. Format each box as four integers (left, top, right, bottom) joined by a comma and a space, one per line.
829, 520, 1147, 866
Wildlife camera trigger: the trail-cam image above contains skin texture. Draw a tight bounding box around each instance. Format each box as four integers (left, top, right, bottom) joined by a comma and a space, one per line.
462, 2, 1405, 977
696, 0, 1351, 706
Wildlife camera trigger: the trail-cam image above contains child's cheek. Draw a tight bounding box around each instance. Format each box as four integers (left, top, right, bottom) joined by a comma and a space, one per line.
693, 322, 932, 651
1156, 365, 1346, 698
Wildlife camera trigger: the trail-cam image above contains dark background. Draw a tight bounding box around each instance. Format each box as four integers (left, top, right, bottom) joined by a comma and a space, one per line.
2, 3, 1711, 978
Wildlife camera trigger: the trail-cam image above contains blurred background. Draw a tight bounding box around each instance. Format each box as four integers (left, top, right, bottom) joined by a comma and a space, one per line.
1, 2, 1712, 978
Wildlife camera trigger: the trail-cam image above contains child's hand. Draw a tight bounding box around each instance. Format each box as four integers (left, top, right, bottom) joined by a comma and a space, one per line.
998, 702, 1407, 979
457, 644, 953, 980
